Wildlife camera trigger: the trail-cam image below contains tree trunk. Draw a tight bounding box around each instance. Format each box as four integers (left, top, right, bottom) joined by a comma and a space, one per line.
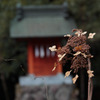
1, 73, 9, 100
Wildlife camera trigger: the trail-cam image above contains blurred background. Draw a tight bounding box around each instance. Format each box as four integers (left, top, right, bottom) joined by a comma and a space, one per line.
0, 0, 100, 100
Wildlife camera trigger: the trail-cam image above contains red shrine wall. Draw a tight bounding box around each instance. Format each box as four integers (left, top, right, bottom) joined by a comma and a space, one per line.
27, 38, 62, 76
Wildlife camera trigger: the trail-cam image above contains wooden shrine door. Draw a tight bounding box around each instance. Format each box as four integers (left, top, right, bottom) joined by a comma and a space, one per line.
27, 38, 62, 76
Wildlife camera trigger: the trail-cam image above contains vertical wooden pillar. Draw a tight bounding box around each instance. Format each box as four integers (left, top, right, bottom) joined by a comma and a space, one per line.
27, 42, 34, 74
57, 63, 62, 73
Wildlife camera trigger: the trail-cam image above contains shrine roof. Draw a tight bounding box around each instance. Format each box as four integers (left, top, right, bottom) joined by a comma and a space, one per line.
10, 4, 76, 38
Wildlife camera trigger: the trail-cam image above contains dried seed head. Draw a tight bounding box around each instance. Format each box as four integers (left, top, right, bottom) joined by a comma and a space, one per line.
71, 56, 88, 73
50, 29, 95, 84
74, 45, 82, 51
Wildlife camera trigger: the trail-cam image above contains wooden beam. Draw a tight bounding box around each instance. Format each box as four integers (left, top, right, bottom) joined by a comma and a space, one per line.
27, 42, 34, 74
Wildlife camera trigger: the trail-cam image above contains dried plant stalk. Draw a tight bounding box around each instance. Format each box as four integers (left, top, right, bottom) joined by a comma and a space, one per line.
49, 29, 96, 100
88, 58, 93, 100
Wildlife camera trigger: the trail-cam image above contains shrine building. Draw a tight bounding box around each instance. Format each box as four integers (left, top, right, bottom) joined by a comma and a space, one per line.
10, 3, 76, 85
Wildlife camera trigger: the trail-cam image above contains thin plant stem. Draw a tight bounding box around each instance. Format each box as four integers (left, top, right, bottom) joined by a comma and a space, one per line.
90, 79, 93, 100
87, 58, 93, 100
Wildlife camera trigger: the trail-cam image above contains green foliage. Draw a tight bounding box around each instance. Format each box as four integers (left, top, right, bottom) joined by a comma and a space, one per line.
0, 0, 27, 77
67, 0, 100, 33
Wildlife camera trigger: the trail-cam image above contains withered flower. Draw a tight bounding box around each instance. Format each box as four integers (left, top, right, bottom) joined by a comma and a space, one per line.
73, 29, 82, 37
64, 34, 71, 37
74, 51, 87, 58
58, 53, 66, 61
58, 54, 62, 58
49, 45, 57, 51
81, 31, 87, 35
52, 66, 56, 71
72, 75, 79, 84
52, 63, 57, 72
50, 29, 95, 100
87, 70, 94, 78
64, 70, 72, 78
81, 53, 87, 58
50, 29, 95, 84
73, 51, 81, 56
88, 33, 96, 39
